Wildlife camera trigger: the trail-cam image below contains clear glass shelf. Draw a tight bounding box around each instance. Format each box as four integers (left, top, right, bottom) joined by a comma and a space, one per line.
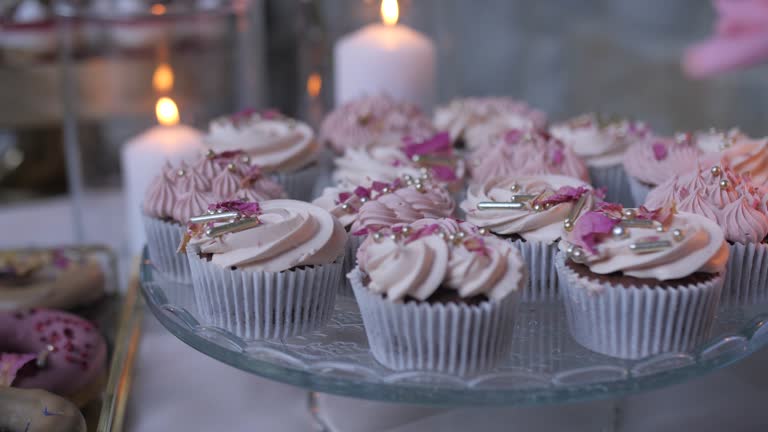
139, 250, 768, 406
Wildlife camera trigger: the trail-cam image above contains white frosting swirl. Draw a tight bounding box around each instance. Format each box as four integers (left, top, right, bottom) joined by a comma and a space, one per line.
205, 113, 320, 173
462, 175, 594, 243
357, 226, 525, 301
560, 211, 729, 280
190, 200, 346, 272
433, 97, 547, 150
550, 114, 648, 167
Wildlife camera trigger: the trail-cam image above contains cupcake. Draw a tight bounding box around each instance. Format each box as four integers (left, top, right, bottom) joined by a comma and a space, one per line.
694, 128, 749, 153
622, 134, 702, 205
142, 153, 284, 307
550, 114, 649, 205
349, 221, 526, 375
319, 94, 435, 154
183, 199, 346, 339
433, 97, 547, 150
645, 164, 768, 304
700, 134, 768, 186
332, 131, 465, 192
557, 205, 728, 359
461, 175, 597, 301
313, 177, 456, 295
204, 109, 322, 200
466, 129, 590, 185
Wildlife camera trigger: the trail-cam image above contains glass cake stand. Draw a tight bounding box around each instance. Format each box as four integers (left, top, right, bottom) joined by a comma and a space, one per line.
139, 250, 768, 406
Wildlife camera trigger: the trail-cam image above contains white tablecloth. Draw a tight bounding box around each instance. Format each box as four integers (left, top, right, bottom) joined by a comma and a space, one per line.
2, 189, 768, 431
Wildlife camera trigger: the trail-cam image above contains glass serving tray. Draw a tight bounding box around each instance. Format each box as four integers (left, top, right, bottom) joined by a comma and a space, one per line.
139, 250, 768, 406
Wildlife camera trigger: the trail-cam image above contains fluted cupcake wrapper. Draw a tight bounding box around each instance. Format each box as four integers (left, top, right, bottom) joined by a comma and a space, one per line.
511, 239, 560, 302
349, 267, 520, 376
589, 164, 633, 207
555, 253, 723, 360
143, 215, 191, 284
187, 251, 342, 340
627, 175, 653, 207
339, 234, 365, 297
270, 162, 325, 202
721, 242, 768, 306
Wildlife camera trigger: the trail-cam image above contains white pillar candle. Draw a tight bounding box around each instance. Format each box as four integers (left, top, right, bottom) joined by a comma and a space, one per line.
120, 97, 205, 255
334, 0, 436, 110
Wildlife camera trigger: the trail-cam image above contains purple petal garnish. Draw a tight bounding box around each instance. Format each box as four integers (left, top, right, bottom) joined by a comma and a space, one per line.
463, 237, 489, 257
405, 223, 442, 243
208, 200, 261, 217
504, 129, 523, 144
353, 186, 371, 199
596, 202, 624, 219
430, 165, 458, 182
338, 192, 352, 203
571, 211, 620, 254
652, 141, 668, 161
537, 186, 589, 207
371, 181, 388, 193
402, 132, 451, 158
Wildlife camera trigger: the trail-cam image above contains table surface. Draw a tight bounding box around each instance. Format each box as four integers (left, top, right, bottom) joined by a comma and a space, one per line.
2, 188, 768, 431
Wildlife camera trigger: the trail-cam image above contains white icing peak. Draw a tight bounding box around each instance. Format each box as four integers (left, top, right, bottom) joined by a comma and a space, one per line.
550, 113, 648, 168
357, 220, 526, 302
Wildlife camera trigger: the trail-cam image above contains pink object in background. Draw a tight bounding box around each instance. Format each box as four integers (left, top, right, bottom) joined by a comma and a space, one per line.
683, 0, 768, 78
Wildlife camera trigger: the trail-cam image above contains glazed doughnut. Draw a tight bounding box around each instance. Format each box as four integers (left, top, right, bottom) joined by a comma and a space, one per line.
0, 250, 105, 311
0, 309, 107, 402
0, 387, 86, 432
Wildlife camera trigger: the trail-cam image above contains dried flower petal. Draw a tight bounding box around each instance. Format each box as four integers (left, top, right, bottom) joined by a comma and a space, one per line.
537, 185, 589, 207
596, 202, 624, 219
405, 224, 442, 243
402, 132, 452, 158
652, 141, 668, 161
353, 186, 371, 199
463, 237, 489, 257
571, 211, 620, 254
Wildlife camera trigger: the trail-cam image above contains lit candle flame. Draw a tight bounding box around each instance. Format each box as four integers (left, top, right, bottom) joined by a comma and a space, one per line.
156, 97, 179, 126
150, 3, 166, 15
152, 63, 174, 93
381, 0, 398, 26
307, 73, 322, 98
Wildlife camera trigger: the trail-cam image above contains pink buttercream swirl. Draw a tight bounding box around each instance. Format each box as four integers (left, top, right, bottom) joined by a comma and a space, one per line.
645, 163, 768, 244
623, 135, 703, 187
356, 218, 526, 301
319, 94, 435, 154
467, 129, 590, 184
143, 154, 285, 223
187, 199, 347, 272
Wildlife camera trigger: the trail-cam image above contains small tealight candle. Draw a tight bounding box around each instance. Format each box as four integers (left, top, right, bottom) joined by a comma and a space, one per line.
333, 0, 436, 109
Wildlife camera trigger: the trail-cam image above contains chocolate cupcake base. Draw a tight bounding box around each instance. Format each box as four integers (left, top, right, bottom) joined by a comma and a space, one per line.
556, 253, 723, 360
349, 267, 520, 376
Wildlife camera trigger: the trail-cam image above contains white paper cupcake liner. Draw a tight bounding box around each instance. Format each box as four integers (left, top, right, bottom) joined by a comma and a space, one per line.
510, 239, 560, 302
555, 253, 723, 360
589, 164, 633, 206
187, 252, 342, 340
270, 162, 325, 202
349, 267, 520, 376
339, 234, 365, 297
143, 215, 191, 284
627, 175, 653, 207
721, 242, 768, 305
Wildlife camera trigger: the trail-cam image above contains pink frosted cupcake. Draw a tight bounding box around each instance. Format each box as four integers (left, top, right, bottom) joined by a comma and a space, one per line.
700, 133, 768, 186
319, 94, 435, 154
348, 221, 526, 375
557, 205, 728, 359
142, 152, 285, 291
332, 131, 465, 192
433, 97, 547, 150
466, 129, 590, 185
550, 114, 649, 205
623, 134, 703, 205
645, 164, 768, 304
313, 177, 456, 295
204, 109, 322, 200
183, 199, 346, 339
461, 175, 597, 301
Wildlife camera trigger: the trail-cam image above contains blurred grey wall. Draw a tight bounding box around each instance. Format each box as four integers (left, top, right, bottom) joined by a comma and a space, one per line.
275, 0, 768, 136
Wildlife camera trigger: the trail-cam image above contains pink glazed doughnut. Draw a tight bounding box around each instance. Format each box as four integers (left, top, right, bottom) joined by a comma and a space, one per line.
0, 309, 107, 401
